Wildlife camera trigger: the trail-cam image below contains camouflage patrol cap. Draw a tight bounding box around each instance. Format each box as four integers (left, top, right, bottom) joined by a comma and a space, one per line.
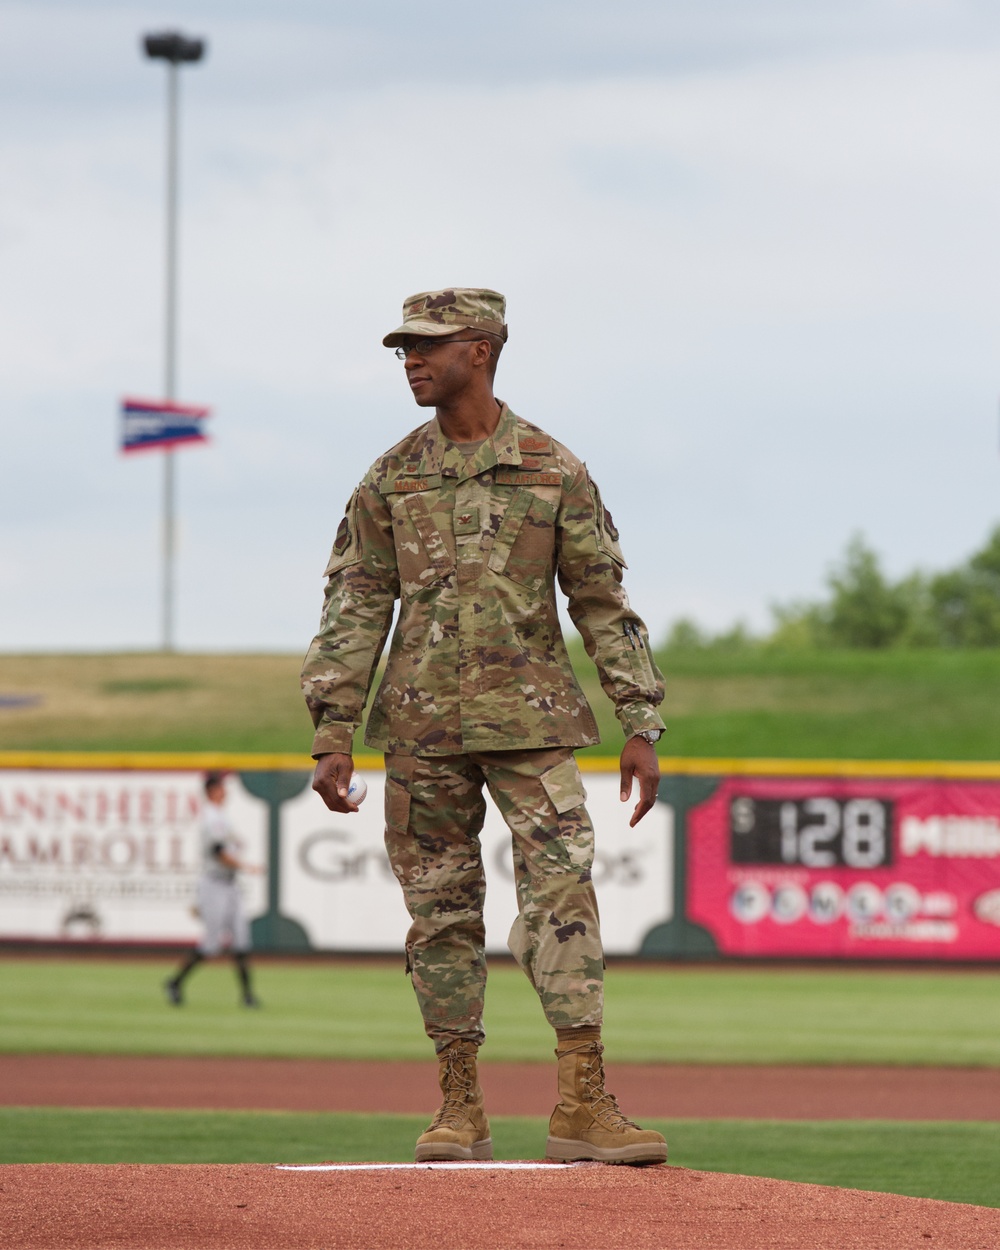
382, 288, 508, 348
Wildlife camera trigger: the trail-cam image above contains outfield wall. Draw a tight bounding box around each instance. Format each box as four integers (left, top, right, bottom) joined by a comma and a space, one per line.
1, 753, 999, 961
0, 754, 670, 957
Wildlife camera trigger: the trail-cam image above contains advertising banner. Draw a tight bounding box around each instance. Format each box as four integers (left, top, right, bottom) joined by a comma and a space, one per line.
0, 766, 670, 955
685, 775, 1000, 959
0, 771, 267, 943
276, 773, 672, 956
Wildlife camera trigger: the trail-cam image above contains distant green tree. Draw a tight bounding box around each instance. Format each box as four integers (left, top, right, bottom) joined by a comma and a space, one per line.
661, 617, 757, 653
662, 618, 708, 650
822, 534, 912, 648
767, 537, 939, 650
891, 572, 940, 647
929, 525, 1000, 646
710, 621, 756, 652
666, 524, 1000, 651
767, 600, 826, 650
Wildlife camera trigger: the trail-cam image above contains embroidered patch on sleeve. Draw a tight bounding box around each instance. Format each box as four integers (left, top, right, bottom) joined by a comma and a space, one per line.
332, 515, 351, 554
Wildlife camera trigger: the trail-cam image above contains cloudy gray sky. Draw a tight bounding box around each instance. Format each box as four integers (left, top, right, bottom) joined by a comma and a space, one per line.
4, 0, 1000, 651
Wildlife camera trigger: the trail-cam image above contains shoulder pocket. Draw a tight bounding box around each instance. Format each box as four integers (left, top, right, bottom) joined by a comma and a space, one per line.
324, 489, 362, 576
587, 475, 628, 570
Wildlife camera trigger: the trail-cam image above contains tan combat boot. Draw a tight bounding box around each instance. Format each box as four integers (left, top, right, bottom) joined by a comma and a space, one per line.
414, 1040, 493, 1162
546, 1040, 667, 1165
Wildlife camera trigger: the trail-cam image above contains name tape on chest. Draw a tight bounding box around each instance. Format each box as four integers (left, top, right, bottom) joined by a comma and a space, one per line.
496, 469, 562, 487
386, 474, 443, 494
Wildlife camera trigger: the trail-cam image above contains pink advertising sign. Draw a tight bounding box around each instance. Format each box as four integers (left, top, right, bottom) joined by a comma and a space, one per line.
685, 776, 1000, 959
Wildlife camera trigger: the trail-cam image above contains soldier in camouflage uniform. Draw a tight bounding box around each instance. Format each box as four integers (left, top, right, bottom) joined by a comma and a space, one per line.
302, 288, 667, 1165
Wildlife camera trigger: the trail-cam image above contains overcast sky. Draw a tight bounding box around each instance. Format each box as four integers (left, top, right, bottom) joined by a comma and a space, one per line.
4, 0, 1000, 651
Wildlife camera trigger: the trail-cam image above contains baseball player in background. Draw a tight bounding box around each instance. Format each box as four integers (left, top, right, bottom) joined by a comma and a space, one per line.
163, 772, 261, 1008
302, 288, 667, 1165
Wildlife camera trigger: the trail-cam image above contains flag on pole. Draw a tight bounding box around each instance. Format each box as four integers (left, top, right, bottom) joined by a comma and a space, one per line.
120, 396, 211, 454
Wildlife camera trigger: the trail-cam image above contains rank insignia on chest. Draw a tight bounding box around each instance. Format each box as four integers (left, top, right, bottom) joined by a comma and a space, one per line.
453, 507, 481, 535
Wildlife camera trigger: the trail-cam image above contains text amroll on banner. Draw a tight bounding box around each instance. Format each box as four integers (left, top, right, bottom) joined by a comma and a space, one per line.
685, 774, 1000, 959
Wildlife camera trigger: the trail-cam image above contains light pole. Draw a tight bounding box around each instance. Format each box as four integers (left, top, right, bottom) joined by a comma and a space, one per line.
142, 30, 206, 651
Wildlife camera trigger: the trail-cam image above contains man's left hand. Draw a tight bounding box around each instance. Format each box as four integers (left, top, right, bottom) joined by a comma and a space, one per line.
619, 735, 661, 827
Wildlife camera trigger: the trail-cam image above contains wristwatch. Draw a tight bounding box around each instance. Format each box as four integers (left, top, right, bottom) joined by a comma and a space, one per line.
634, 729, 663, 746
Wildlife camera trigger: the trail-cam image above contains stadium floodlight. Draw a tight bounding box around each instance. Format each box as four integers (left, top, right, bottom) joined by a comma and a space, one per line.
141, 29, 207, 652
143, 32, 206, 64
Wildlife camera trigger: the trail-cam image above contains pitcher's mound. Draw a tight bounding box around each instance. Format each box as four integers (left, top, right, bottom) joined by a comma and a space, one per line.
3, 1162, 999, 1249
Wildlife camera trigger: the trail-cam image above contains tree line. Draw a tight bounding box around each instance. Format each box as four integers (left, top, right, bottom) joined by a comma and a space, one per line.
664, 525, 1000, 650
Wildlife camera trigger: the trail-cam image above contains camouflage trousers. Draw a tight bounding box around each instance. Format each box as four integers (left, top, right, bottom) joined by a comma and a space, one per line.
384, 748, 604, 1051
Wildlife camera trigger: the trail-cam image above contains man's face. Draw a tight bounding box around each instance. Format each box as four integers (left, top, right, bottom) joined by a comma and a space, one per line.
398, 332, 487, 407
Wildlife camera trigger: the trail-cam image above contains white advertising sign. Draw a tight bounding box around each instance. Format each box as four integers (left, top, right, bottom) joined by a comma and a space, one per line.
0, 771, 268, 942
278, 771, 673, 955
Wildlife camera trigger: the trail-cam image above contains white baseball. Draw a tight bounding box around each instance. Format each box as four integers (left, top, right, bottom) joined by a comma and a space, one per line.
347, 772, 368, 806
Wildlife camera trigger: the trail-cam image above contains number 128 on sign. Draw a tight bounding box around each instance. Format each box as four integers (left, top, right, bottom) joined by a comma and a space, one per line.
730, 796, 893, 869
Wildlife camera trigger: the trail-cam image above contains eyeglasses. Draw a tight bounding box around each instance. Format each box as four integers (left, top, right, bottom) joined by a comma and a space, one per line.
393, 337, 487, 361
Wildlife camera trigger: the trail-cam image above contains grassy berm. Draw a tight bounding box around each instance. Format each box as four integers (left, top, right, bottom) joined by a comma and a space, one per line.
1, 644, 1000, 758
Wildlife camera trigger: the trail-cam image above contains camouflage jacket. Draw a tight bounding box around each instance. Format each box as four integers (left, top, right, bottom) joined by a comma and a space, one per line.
302, 403, 665, 757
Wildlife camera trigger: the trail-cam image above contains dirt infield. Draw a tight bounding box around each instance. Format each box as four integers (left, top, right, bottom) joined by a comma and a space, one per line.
3, 1161, 1000, 1250
7, 1057, 1000, 1248
6, 1054, 1000, 1120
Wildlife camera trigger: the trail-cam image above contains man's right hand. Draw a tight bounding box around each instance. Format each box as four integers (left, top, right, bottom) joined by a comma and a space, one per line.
312, 752, 359, 813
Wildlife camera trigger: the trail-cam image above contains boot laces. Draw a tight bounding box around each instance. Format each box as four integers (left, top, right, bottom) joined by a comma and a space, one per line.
430, 1047, 477, 1130
568, 1043, 638, 1130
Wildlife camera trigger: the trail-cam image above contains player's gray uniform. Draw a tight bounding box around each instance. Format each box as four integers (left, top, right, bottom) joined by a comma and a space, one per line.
197, 801, 250, 956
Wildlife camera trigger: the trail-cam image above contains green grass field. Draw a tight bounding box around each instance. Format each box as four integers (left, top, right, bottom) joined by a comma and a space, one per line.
3, 643, 1000, 1204
3, 645, 1000, 758
4, 958, 1000, 1205
2, 1109, 998, 1207
4, 959, 1000, 1066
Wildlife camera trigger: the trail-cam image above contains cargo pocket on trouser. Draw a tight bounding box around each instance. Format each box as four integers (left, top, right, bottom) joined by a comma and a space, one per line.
387, 756, 488, 1046
539, 756, 587, 814
383, 774, 414, 881
535, 755, 594, 893
506, 754, 603, 1025
383, 767, 414, 970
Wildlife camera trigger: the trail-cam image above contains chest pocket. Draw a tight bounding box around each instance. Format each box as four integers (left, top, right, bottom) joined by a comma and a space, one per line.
488, 488, 557, 591
393, 493, 454, 588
